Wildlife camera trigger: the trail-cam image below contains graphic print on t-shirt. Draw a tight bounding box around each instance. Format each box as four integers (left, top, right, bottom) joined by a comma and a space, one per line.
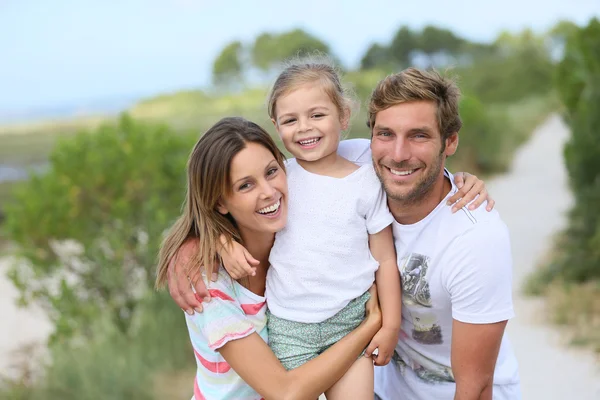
400, 253, 443, 345
400, 253, 432, 307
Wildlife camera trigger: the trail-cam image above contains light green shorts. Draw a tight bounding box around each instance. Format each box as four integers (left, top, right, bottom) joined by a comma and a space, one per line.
267, 291, 371, 370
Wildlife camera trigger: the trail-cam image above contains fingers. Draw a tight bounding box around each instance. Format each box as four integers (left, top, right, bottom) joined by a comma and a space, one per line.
364, 340, 378, 358
243, 249, 259, 277
449, 177, 484, 213
486, 196, 496, 211
467, 188, 488, 211
168, 260, 202, 314
373, 351, 392, 366
453, 172, 466, 189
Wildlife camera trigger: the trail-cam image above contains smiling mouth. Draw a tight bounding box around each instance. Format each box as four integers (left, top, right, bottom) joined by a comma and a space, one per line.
257, 199, 281, 215
388, 167, 418, 176
298, 137, 321, 146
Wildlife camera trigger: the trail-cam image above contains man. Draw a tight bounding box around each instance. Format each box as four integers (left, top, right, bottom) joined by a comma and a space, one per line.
167, 68, 520, 399
365, 68, 520, 399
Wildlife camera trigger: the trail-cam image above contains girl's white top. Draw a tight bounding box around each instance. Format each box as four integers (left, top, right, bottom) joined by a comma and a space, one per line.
266, 153, 394, 323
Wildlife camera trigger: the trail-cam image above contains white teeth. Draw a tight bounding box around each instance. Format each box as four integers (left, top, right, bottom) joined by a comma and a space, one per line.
390, 168, 415, 176
299, 138, 320, 145
257, 200, 281, 215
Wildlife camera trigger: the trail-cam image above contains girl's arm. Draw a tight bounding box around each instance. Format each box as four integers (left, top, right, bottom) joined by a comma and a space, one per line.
219, 286, 382, 400
366, 224, 402, 366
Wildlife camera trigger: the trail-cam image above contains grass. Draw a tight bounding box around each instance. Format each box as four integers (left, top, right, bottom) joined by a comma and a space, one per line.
543, 280, 600, 353
525, 231, 600, 355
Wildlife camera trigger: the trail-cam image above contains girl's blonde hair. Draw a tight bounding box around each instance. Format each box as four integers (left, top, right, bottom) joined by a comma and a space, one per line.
267, 54, 359, 131
156, 117, 286, 288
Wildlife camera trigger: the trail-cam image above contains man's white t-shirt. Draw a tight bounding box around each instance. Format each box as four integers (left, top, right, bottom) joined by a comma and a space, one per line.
337, 139, 521, 399
266, 157, 394, 323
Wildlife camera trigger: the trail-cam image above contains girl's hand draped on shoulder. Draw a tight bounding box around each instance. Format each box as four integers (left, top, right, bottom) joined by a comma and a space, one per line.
218, 235, 260, 279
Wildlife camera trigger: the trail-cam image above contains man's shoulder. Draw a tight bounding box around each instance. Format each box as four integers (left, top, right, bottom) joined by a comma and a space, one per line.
438, 205, 509, 244
338, 138, 372, 165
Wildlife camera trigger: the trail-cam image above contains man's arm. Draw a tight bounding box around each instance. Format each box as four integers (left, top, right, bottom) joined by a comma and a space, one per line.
452, 319, 507, 400
445, 219, 515, 400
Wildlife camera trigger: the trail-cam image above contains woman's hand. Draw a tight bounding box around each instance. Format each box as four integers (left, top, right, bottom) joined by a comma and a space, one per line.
449, 172, 495, 213
363, 284, 382, 332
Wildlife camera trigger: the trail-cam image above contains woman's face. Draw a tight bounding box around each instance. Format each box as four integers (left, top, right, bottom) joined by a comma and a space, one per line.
217, 142, 288, 236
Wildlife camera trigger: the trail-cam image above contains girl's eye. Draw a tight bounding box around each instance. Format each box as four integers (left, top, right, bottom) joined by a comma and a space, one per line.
239, 182, 251, 191
312, 113, 324, 118
283, 118, 295, 124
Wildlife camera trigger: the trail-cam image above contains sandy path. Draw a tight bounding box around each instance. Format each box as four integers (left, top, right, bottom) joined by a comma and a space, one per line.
489, 114, 599, 399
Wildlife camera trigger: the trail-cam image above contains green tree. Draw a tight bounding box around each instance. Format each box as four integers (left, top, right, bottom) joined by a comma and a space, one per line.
250, 28, 332, 72
3, 115, 193, 341
212, 40, 244, 85
417, 25, 464, 65
389, 26, 417, 67
360, 43, 391, 70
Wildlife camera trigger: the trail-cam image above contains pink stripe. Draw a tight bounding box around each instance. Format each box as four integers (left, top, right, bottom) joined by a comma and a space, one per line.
209, 326, 254, 349
193, 347, 231, 373
194, 377, 206, 400
241, 301, 266, 316
209, 289, 235, 302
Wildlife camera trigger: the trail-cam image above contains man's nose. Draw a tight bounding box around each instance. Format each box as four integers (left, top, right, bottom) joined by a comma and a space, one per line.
392, 137, 411, 162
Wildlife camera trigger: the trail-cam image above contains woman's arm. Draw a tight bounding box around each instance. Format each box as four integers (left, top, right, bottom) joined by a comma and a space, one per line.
449, 172, 495, 212
219, 286, 382, 400
366, 225, 402, 366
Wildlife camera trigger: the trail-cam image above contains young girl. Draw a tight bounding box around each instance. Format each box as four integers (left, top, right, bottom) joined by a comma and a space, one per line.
220, 59, 402, 399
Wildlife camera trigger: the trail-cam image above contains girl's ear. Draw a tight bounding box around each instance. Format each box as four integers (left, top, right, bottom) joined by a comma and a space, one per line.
340, 107, 351, 131
271, 118, 283, 138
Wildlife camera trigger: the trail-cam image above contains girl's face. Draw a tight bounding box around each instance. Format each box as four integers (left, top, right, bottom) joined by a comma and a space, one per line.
217, 142, 288, 237
273, 82, 348, 163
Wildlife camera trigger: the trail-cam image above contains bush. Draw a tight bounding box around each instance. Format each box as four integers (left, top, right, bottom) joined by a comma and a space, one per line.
537, 18, 600, 283
3, 114, 195, 342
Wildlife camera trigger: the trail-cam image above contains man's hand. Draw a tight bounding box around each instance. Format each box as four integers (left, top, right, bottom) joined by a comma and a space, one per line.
365, 326, 399, 366
166, 238, 216, 315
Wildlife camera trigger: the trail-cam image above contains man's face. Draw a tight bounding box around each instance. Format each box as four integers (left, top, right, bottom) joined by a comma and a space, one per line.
370, 100, 458, 205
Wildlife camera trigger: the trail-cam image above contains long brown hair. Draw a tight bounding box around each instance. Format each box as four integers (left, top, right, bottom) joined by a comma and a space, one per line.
155, 117, 285, 288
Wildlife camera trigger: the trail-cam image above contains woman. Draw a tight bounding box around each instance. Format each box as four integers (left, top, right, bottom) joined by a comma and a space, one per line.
156, 117, 382, 400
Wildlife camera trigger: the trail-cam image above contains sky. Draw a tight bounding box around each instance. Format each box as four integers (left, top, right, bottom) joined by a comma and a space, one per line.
0, 0, 599, 114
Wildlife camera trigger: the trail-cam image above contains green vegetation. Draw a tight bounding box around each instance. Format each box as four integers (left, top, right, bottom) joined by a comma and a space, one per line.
525, 18, 600, 353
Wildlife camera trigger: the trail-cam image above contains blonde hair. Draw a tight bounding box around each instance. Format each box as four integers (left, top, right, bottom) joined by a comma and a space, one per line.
155, 117, 286, 288
267, 54, 358, 130
367, 68, 462, 142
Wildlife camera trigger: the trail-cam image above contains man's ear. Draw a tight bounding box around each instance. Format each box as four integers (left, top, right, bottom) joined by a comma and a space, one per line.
444, 133, 459, 156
